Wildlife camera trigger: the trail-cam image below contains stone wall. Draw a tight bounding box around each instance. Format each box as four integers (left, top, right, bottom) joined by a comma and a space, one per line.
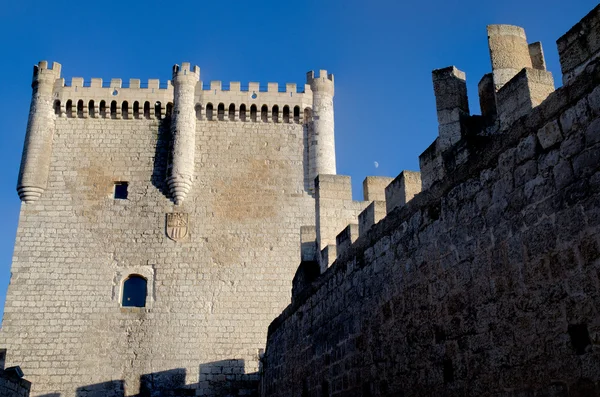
0, 350, 31, 397
262, 6, 600, 396
1, 112, 314, 396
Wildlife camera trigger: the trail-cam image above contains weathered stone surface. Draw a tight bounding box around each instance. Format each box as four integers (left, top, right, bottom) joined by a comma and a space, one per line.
263, 9, 600, 396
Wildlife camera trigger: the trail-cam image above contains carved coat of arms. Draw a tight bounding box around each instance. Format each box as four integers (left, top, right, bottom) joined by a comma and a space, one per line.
166, 213, 189, 241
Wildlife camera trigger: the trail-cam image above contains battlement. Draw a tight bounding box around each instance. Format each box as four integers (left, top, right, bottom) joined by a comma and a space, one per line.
46, 64, 314, 122
172, 62, 200, 79
32, 60, 61, 86
307, 70, 334, 95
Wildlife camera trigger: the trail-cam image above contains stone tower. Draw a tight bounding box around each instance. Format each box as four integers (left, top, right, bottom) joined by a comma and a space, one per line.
307, 70, 336, 189
1, 63, 333, 397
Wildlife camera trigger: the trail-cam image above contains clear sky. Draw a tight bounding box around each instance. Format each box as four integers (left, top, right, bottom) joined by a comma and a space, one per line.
0, 0, 596, 321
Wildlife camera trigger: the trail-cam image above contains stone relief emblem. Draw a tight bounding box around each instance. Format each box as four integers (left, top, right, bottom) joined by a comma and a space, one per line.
166, 213, 189, 241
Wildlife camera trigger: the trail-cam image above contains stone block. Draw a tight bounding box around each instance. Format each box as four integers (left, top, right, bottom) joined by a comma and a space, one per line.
359, 201, 387, 236
385, 171, 422, 214
362, 176, 394, 202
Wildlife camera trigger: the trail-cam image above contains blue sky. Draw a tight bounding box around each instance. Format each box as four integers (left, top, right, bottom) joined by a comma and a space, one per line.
0, 0, 596, 320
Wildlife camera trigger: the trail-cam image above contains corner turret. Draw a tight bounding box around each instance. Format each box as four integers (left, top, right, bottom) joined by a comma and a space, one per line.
17, 61, 62, 203
307, 70, 336, 191
167, 62, 200, 205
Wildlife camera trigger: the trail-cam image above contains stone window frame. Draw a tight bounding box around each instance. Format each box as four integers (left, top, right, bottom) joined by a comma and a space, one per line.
112, 264, 155, 310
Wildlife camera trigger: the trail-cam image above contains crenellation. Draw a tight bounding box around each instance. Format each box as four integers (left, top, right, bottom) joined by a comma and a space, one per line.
528, 42, 547, 70
384, 170, 422, 214
335, 223, 359, 258
557, 4, 600, 85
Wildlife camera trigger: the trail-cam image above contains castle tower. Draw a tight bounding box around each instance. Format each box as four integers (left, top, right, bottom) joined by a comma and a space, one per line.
17, 61, 61, 203
167, 62, 200, 204
487, 25, 533, 91
307, 70, 336, 187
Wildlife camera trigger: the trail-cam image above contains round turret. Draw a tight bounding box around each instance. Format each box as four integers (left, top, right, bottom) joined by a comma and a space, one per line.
307, 70, 336, 191
487, 25, 533, 91
17, 61, 62, 203
167, 63, 200, 205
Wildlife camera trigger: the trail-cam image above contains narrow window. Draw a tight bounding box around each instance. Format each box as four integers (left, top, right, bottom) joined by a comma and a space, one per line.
114, 182, 128, 199
166, 102, 173, 118
283, 105, 290, 123
228, 104, 235, 121
195, 104, 202, 120
66, 100, 73, 118
77, 100, 84, 118
272, 105, 279, 123
122, 275, 147, 307
143, 101, 150, 119
293, 106, 300, 123
122, 101, 129, 120
250, 104, 257, 122
99, 100, 107, 118
568, 324, 592, 355
443, 359, 454, 383
155, 102, 162, 120
110, 100, 117, 119
217, 103, 225, 121
133, 101, 140, 119
88, 100, 95, 118
261, 105, 268, 122
54, 100, 61, 116
239, 104, 246, 122
206, 103, 214, 121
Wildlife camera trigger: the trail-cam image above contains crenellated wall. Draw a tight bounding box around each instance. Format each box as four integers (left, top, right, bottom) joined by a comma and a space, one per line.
263, 5, 600, 396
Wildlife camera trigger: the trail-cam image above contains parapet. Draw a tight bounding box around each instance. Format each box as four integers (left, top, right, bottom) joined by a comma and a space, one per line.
558, 4, 600, 85
33, 60, 62, 86
385, 171, 422, 214
172, 62, 200, 80
432, 66, 470, 151
307, 70, 334, 95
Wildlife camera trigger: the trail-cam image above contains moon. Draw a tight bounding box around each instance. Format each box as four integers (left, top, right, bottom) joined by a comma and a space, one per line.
374, 161, 379, 168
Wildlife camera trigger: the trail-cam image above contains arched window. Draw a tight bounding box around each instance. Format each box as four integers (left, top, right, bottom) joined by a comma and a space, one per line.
121, 274, 147, 308
228, 104, 235, 121
133, 101, 140, 119
195, 103, 202, 120
77, 100, 84, 118
143, 101, 150, 119
283, 105, 290, 123
206, 103, 214, 121
166, 102, 173, 118
261, 105, 268, 122
272, 105, 279, 123
250, 104, 257, 122
99, 100, 107, 118
54, 100, 61, 116
239, 104, 247, 122
110, 100, 117, 119
304, 107, 312, 123
217, 103, 225, 121
88, 100, 95, 118
293, 106, 300, 123
155, 102, 162, 120
122, 101, 129, 120
66, 100, 73, 118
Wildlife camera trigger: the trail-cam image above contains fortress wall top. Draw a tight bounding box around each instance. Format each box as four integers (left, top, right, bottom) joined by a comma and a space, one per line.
50, 64, 314, 119
362, 176, 394, 202
558, 4, 600, 85
265, 15, 600, 391
487, 24, 533, 91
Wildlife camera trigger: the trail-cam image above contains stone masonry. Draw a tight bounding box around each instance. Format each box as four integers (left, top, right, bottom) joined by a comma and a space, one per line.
263, 5, 600, 397
1, 63, 337, 396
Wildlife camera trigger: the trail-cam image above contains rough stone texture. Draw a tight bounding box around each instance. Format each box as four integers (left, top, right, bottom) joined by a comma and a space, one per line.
358, 201, 386, 237
496, 67, 555, 127
1, 65, 319, 396
432, 67, 469, 151
362, 176, 394, 202
335, 223, 358, 258
529, 42, 547, 71
385, 170, 422, 214
263, 12, 600, 397
558, 4, 600, 85
0, 351, 31, 397
487, 24, 533, 90
0, 370, 31, 397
